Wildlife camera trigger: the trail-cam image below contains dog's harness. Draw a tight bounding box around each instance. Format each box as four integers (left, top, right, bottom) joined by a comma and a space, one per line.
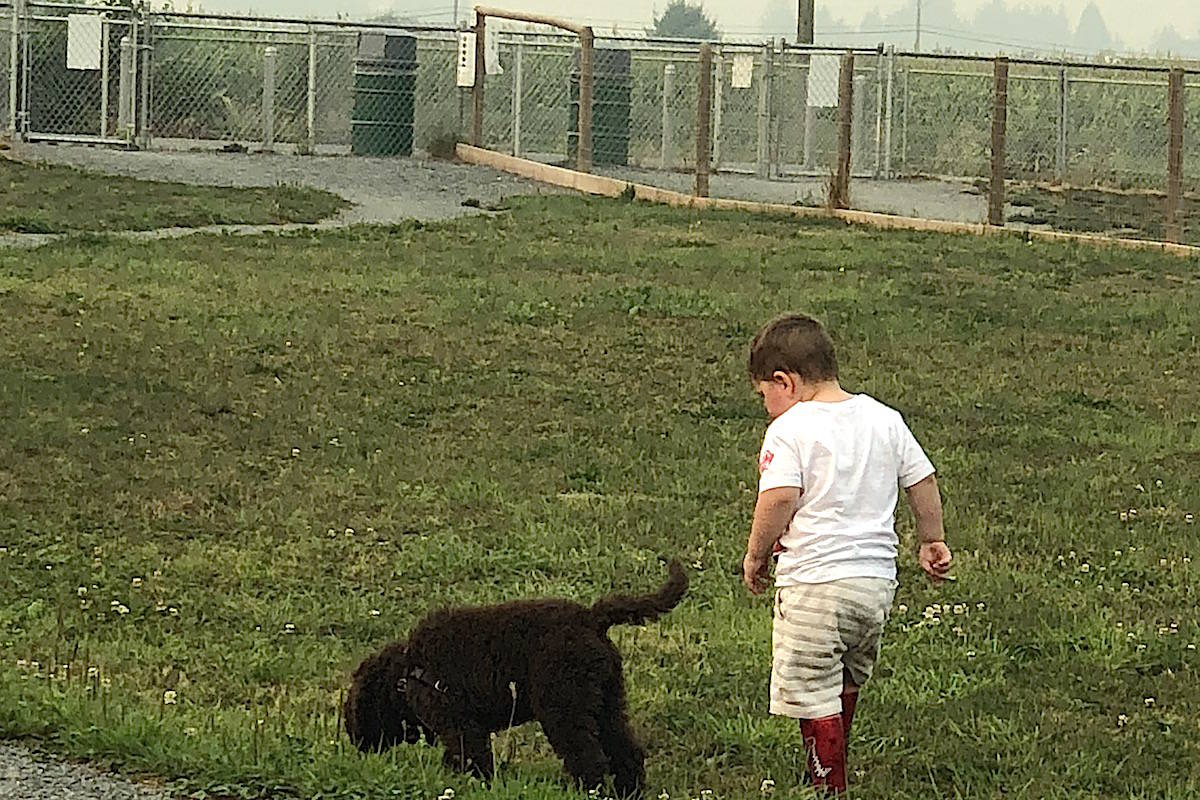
397, 665, 449, 696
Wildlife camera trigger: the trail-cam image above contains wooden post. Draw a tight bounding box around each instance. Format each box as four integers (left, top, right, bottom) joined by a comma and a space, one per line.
578, 26, 594, 172
797, 0, 814, 44
1167, 68, 1184, 244
989, 57, 1009, 227
472, 10, 486, 147
832, 51, 854, 209
696, 43, 712, 197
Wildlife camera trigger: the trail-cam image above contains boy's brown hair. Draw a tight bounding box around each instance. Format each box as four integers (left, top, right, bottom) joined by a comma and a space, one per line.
748, 314, 838, 383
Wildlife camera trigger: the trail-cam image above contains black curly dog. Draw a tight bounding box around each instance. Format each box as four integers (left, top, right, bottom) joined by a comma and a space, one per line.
344, 559, 688, 797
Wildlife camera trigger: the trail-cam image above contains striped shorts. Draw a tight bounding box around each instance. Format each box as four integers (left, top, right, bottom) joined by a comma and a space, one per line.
769, 577, 898, 720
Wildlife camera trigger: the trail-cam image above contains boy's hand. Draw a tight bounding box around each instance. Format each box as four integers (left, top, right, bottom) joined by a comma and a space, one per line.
919, 541, 953, 584
743, 552, 771, 595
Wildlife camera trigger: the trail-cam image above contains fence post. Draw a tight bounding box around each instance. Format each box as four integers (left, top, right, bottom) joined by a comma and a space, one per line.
7, 0, 17, 134
884, 46, 895, 177
100, 18, 110, 137
853, 73, 866, 175
117, 36, 133, 141
832, 51, 854, 209
306, 26, 317, 154
696, 43, 712, 197
577, 26, 593, 173
139, 14, 151, 149
1056, 66, 1067, 183
472, 11, 485, 146
263, 45, 277, 151
128, 16, 139, 144
662, 63, 675, 169
1167, 68, 1184, 244
989, 57, 1008, 227
755, 45, 769, 178
511, 40, 522, 156
901, 65, 909, 173
712, 50, 723, 170
874, 50, 883, 177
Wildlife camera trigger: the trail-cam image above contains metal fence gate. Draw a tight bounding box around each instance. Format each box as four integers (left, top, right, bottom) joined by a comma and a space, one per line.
12, 1, 140, 144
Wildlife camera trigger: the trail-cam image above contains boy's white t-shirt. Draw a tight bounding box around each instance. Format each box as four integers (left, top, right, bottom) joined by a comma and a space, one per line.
757, 393, 935, 585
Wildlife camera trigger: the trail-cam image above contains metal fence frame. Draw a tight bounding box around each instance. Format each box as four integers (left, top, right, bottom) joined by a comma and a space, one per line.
4, 2, 1199, 238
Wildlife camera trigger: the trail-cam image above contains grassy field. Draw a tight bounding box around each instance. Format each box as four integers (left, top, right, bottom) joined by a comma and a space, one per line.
1007, 184, 1200, 246
0, 158, 347, 233
0, 197, 1198, 799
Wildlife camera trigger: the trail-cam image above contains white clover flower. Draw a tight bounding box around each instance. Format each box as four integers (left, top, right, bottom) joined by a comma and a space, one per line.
953, 604, 965, 615
1144, 697, 1155, 707
163, 690, 177, 705
1117, 714, 1128, 727
759, 778, 775, 796
116, 605, 130, 615
1186, 514, 1194, 524
1080, 564, 1090, 573
291, 448, 301, 458
87, 667, 98, 678
897, 604, 908, 614
77, 586, 87, 597
966, 650, 976, 658
345, 527, 355, 536
370, 610, 381, 617
131, 578, 142, 588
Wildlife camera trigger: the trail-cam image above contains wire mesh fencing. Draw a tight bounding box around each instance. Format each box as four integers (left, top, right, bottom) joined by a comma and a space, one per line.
6, 1, 1200, 247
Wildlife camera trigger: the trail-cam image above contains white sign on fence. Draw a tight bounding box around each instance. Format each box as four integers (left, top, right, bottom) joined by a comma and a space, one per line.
731, 54, 754, 89
456, 32, 476, 87
484, 26, 503, 75
66, 14, 103, 71
807, 53, 840, 108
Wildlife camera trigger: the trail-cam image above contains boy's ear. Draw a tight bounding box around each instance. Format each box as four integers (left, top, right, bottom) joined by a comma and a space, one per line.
772, 370, 798, 392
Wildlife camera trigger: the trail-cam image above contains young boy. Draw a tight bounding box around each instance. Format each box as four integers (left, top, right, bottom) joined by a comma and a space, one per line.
742, 313, 952, 795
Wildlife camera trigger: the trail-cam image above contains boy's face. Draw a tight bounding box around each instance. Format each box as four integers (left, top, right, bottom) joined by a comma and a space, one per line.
754, 371, 802, 420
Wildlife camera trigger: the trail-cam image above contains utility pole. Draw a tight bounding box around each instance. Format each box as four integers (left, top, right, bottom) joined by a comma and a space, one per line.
797, 0, 814, 43
915, 0, 922, 51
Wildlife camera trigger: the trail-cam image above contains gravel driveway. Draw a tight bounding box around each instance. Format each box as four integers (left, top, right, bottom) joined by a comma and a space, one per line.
0, 743, 169, 800
10, 142, 567, 226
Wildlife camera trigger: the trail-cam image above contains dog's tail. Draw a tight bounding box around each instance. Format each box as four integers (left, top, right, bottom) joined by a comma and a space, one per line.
590, 558, 688, 631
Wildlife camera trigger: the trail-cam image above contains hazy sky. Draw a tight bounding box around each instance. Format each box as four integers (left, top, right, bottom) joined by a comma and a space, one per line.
181, 0, 1200, 52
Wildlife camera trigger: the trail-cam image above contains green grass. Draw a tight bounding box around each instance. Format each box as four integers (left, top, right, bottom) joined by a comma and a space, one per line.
0, 158, 347, 233
1, 197, 1198, 799
1007, 183, 1200, 245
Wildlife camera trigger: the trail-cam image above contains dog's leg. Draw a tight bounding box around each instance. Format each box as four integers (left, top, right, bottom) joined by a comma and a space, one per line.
598, 689, 645, 799
531, 640, 612, 793
440, 727, 494, 781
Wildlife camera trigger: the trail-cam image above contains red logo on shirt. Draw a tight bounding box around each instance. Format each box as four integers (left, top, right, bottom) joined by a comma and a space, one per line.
759, 450, 774, 472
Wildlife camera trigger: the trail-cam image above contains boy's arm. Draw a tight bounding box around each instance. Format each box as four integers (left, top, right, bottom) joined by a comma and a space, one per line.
743, 487, 801, 595
904, 474, 952, 583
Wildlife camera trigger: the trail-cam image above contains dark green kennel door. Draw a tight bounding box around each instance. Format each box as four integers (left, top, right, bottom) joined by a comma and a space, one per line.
352, 34, 417, 156
568, 49, 631, 167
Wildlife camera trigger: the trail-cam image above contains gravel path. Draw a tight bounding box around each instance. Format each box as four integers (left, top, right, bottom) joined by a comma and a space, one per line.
600, 165, 992, 224
0, 743, 169, 800
10, 142, 568, 226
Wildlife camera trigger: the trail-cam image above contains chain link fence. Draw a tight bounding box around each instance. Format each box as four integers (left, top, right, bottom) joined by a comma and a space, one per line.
4, 2, 1198, 245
